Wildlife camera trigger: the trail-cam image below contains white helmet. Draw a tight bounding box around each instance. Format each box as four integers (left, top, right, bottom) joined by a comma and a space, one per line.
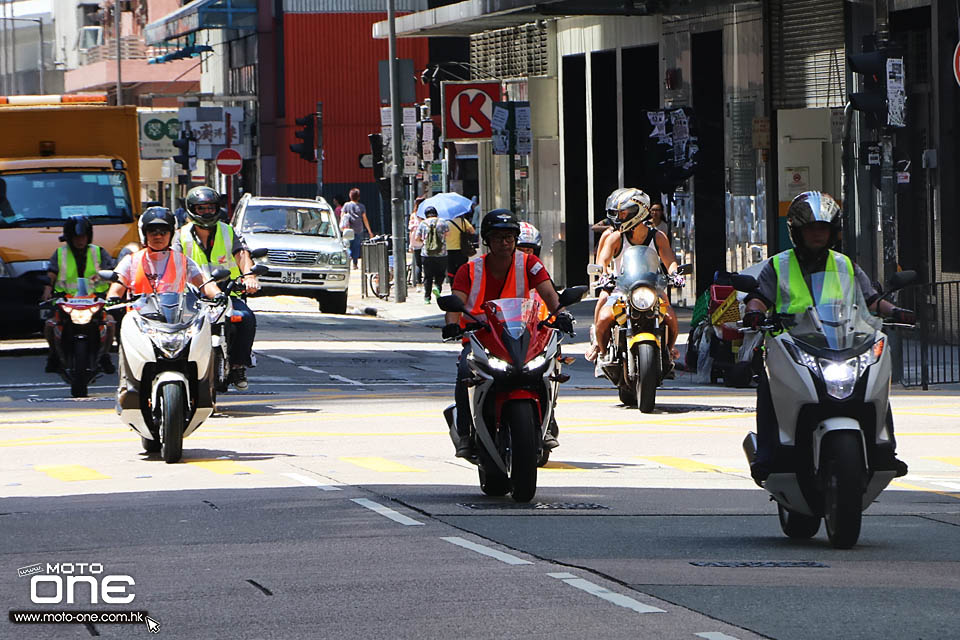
517, 221, 542, 255
613, 188, 652, 234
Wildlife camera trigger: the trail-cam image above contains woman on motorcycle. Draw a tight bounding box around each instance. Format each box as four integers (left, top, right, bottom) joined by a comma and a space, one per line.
587, 189, 684, 370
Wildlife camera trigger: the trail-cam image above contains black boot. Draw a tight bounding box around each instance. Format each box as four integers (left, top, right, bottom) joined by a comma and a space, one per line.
543, 417, 559, 450
99, 354, 116, 374
45, 352, 60, 373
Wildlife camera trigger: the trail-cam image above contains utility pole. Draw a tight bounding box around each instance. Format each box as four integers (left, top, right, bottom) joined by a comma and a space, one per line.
386, 0, 407, 302
115, 1, 122, 106
874, 0, 897, 284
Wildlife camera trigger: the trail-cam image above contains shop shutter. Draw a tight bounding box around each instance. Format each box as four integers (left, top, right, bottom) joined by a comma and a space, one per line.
470, 22, 549, 80
770, 0, 846, 109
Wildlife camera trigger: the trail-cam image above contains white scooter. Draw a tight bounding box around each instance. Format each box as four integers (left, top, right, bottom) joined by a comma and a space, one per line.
103, 268, 229, 463
734, 268, 915, 548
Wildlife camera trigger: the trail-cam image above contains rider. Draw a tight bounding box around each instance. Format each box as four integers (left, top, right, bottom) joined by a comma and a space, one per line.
742, 191, 914, 482
41, 215, 116, 373
173, 186, 260, 390
587, 188, 684, 370
442, 210, 574, 458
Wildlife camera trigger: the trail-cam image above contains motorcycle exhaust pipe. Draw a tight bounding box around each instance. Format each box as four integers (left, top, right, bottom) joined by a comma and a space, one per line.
742, 432, 758, 465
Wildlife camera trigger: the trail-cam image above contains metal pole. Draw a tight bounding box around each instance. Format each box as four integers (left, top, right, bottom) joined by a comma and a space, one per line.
225, 111, 233, 215
316, 101, 323, 197
37, 18, 42, 94
10, 0, 17, 94
1, 0, 7, 94
387, 0, 407, 302
115, 1, 122, 106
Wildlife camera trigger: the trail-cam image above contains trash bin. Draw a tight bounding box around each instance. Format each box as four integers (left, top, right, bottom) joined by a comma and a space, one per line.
361, 238, 390, 299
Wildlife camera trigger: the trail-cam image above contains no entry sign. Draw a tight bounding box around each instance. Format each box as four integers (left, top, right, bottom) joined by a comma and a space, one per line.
215, 148, 242, 176
954, 41, 960, 88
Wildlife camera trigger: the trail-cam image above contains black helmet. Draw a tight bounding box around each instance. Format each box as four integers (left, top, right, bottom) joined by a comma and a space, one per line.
61, 215, 93, 243
786, 191, 841, 256
139, 206, 176, 246
185, 186, 221, 228
480, 209, 521, 245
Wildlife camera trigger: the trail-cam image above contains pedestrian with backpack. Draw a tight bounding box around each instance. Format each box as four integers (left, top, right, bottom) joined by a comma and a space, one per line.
415, 206, 450, 304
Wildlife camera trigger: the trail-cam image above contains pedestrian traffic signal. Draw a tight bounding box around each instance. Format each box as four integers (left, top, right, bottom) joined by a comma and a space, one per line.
172, 132, 193, 172
290, 114, 316, 162
367, 133, 391, 202
848, 41, 906, 129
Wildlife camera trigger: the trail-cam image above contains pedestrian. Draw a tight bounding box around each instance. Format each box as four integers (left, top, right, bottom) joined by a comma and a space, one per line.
408, 195, 426, 290
445, 211, 476, 286
649, 201, 670, 243
339, 187, 374, 269
332, 194, 345, 224
174, 199, 188, 228
415, 206, 449, 304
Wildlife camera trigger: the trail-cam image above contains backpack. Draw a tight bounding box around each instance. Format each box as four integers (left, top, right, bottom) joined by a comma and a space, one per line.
423, 220, 443, 256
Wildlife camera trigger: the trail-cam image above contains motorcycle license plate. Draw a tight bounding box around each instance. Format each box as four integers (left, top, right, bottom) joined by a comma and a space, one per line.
280, 271, 302, 284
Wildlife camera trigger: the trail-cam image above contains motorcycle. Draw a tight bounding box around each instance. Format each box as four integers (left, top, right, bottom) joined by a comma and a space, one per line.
735, 268, 916, 548
102, 268, 229, 463
207, 249, 268, 394
438, 285, 587, 503
41, 277, 111, 398
592, 245, 690, 412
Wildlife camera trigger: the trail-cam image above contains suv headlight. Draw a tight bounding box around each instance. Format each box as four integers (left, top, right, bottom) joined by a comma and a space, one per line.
327, 251, 349, 266
629, 285, 657, 311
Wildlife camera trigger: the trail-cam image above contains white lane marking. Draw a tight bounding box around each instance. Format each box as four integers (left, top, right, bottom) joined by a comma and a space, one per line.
351, 498, 424, 526
695, 633, 742, 640
259, 353, 295, 365
0, 382, 63, 388
330, 374, 363, 386
932, 481, 960, 491
299, 365, 328, 375
441, 536, 534, 565
547, 572, 665, 614
282, 472, 342, 491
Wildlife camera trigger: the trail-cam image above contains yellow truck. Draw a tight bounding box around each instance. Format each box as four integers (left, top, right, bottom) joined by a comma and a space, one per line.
0, 96, 141, 337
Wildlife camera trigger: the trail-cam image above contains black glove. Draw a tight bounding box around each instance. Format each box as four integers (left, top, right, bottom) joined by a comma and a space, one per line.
554, 311, 575, 335
106, 296, 123, 306
442, 323, 461, 340
743, 310, 765, 330
212, 292, 227, 306
600, 275, 616, 293
891, 307, 916, 324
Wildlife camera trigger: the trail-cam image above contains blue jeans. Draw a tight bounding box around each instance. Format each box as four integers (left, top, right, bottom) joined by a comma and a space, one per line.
229, 298, 256, 367
348, 237, 362, 263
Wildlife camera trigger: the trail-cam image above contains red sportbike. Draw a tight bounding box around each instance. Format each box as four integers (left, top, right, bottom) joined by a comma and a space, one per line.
440, 286, 586, 502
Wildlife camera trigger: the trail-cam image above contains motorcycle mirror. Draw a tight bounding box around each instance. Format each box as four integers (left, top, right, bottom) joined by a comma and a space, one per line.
436, 294, 465, 313
730, 274, 759, 293
249, 247, 269, 259
341, 228, 355, 242
557, 285, 588, 307
211, 268, 232, 282
586, 263, 603, 277
677, 263, 693, 275
249, 264, 269, 276
885, 270, 917, 293
97, 269, 120, 283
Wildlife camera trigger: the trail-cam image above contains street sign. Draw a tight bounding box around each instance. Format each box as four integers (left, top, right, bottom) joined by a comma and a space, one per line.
358, 153, 373, 169
138, 111, 179, 159
442, 81, 501, 140
215, 148, 243, 175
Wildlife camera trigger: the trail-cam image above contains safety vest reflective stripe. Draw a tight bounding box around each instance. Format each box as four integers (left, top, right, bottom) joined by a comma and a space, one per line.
179, 222, 241, 283
131, 249, 188, 294
773, 249, 854, 314
461, 251, 530, 328
55, 245, 106, 294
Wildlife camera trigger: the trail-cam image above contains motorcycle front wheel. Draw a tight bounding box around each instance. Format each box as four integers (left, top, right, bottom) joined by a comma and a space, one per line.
159, 383, 185, 464
504, 400, 539, 503
634, 343, 659, 413
823, 431, 865, 549
70, 339, 90, 398
477, 446, 509, 497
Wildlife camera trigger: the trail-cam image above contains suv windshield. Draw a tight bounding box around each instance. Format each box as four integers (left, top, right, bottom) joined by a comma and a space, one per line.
0, 171, 133, 227
241, 205, 337, 237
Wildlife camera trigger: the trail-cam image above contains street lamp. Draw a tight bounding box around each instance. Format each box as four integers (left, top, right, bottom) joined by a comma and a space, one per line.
0, 16, 44, 94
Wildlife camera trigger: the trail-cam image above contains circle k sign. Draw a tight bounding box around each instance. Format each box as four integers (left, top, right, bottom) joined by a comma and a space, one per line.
443, 81, 502, 140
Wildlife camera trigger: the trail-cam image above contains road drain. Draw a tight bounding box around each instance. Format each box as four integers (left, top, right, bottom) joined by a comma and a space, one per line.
458, 502, 609, 510
690, 560, 828, 568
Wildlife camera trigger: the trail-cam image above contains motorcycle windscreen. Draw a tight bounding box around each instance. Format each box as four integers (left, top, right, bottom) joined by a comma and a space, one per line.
616, 245, 662, 291
131, 290, 201, 329
71, 278, 95, 300
786, 269, 882, 351
486, 298, 540, 340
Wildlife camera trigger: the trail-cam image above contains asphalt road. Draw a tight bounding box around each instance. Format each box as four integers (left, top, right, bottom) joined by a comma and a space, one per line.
1, 295, 959, 639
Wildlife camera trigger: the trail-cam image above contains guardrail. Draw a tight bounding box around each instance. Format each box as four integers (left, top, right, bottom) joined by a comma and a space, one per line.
896, 280, 960, 388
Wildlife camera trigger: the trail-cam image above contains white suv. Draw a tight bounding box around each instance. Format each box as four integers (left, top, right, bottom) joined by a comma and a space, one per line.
233, 194, 353, 314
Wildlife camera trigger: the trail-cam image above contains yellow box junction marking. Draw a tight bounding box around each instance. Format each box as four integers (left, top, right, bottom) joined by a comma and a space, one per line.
540, 461, 585, 471
640, 456, 742, 474
34, 465, 109, 482
185, 460, 264, 475
340, 457, 426, 473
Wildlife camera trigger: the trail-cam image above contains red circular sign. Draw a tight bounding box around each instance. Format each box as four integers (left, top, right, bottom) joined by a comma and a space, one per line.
215, 148, 243, 176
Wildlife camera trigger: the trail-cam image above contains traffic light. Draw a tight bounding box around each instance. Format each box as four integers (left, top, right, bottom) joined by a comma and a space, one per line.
172, 131, 194, 172
290, 114, 316, 162
848, 39, 906, 129
367, 133, 391, 202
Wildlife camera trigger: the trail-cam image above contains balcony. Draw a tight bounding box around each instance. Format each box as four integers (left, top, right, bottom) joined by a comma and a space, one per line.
65, 36, 201, 95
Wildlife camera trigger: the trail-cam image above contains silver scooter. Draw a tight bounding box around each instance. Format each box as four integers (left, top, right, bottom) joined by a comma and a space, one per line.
734, 268, 915, 548
102, 268, 230, 463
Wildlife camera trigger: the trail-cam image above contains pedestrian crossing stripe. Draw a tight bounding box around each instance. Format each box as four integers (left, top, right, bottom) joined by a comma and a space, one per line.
34, 465, 109, 481
639, 456, 742, 474
340, 457, 426, 473
185, 460, 264, 475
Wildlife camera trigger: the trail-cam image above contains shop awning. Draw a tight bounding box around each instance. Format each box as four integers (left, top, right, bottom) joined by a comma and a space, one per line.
371, 0, 662, 38
145, 0, 257, 45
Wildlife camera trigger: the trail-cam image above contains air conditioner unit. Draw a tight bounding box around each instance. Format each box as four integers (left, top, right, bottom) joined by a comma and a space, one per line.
78, 26, 103, 51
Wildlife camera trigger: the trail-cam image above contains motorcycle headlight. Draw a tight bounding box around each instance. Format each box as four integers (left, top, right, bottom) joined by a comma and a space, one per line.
68, 308, 94, 325
783, 340, 819, 371
137, 317, 200, 358
819, 357, 859, 399
523, 354, 549, 373
629, 286, 657, 311
487, 356, 513, 373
